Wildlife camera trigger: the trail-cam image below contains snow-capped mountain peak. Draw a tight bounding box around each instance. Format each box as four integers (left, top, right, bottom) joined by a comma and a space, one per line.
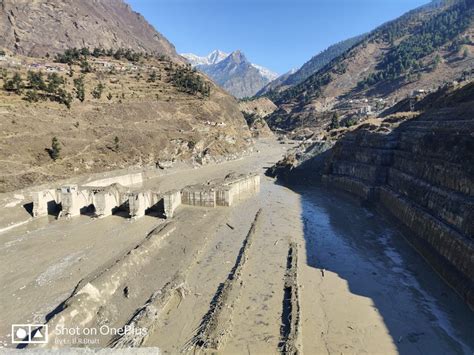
181, 49, 228, 66
251, 63, 279, 81
207, 49, 229, 65
180, 49, 280, 98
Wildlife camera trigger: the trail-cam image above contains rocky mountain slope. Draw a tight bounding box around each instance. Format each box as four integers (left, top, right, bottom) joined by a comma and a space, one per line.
0, 52, 252, 192
0, 0, 180, 60
183, 50, 278, 98
257, 34, 366, 97
239, 97, 277, 137
239, 97, 277, 118
266, 0, 473, 133
0, 2, 253, 192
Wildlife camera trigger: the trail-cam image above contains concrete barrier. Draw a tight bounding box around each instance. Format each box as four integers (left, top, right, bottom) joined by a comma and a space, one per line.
182, 173, 260, 208
32, 173, 259, 221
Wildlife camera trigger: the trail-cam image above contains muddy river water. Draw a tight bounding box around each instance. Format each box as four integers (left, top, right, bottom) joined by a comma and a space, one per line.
294, 184, 474, 354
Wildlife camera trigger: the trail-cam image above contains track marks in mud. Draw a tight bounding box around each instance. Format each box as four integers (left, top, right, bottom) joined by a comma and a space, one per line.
110, 274, 188, 348
278, 242, 301, 354
184, 208, 263, 352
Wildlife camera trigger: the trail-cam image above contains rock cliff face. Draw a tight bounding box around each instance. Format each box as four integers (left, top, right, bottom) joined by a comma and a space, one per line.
276, 82, 474, 307
322, 84, 474, 307
0, 0, 180, 59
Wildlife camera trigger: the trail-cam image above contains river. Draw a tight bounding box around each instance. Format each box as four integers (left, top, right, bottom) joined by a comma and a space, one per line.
295, 184, 474, 354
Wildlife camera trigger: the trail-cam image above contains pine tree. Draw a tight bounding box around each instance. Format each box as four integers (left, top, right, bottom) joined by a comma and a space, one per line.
50, 137, 61, 160
73, 76, 85, 102
91, 83, 105, 99
330, 112, 340, 129
4, 72, 23, 93
27, 71, 46, 90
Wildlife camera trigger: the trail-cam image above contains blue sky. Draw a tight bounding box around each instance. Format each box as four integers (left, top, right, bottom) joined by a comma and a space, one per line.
127, 0, 430, 74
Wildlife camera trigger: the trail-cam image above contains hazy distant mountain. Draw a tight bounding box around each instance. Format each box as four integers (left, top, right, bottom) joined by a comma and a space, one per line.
182, 49, 279, 98
257, 34, 366, 96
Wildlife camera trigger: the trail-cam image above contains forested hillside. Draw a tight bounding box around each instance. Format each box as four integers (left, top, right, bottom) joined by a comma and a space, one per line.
266, 0, 473, 133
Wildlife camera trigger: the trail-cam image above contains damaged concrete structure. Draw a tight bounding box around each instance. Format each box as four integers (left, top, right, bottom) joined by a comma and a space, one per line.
60, 185, 94, 218
182, 186, 217, 207
216, 174, 260, 206
181, 173, 260, 208
94, 184, 129, 217
31, 173, 260, 221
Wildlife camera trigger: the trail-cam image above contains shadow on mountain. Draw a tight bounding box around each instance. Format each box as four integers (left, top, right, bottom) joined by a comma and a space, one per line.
268, 81, 474, 353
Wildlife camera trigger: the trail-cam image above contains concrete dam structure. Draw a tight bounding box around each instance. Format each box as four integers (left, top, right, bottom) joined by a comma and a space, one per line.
31, 172, 260, 220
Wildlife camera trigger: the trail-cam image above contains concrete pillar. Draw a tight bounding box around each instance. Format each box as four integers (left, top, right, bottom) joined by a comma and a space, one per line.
128, 191, 161, 219
94, 191, 118, 217
129, 192, 147, 219
163, 190, 181, 218
60, 185, 91, 217
32, 189, 60, 217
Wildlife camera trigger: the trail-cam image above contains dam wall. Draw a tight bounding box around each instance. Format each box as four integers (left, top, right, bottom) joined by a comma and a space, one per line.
320, 105, 474, 308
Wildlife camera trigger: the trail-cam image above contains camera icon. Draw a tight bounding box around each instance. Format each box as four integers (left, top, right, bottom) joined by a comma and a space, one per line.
11, 324, 48, 344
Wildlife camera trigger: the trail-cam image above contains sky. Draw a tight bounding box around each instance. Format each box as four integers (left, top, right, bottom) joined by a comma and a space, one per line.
126, 0, 431, 74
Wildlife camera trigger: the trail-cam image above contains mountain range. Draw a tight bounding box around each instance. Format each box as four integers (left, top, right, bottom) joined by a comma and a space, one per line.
182, 50, 279, 98
264, 0, 473, 133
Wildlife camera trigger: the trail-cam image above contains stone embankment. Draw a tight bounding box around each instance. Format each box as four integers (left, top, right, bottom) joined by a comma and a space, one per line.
322, 104, 474, 307
272, 84, 474, 308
